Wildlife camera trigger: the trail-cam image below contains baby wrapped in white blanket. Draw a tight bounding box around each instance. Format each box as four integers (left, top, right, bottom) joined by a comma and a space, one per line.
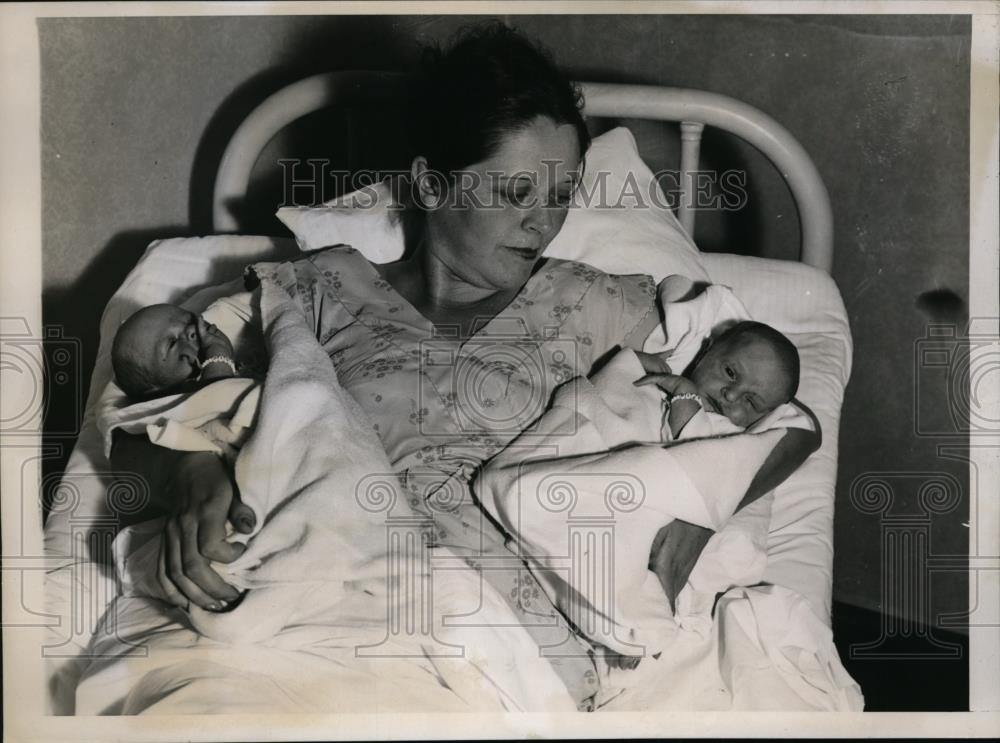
474, 275, 815, 661
101, 291, 265, 457
101, 292, 266, 602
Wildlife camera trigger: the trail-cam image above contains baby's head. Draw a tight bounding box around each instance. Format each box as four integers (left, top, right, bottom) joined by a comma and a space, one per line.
689, 321, 799, 429
112, 304, 202, 399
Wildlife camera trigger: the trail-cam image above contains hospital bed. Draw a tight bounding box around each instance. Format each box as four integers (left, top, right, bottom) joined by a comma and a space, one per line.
43, 73, 859, 714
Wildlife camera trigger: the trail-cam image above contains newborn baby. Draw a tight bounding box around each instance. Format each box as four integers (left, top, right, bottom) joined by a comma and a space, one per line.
107, 299, 264, 466
473, 276, 817, 674
602, 280, 804, 671
106, 298, 264, 609
636, 319, 800, 442
111, 304, 240, 400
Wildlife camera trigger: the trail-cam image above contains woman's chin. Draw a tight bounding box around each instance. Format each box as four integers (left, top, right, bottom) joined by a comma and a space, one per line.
497, 259, 538, 288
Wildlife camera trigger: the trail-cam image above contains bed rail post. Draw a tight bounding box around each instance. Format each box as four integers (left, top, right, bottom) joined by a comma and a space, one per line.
581, 83, 834, 272
678, 121, 705, 238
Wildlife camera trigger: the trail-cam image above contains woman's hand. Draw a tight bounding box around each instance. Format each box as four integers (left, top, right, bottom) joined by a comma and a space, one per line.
157, 451, 256, 611
647, 520, 714, 611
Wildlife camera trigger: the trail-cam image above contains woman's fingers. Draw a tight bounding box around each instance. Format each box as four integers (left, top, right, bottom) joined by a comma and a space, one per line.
198, 508, 247, 564
197, 479, 250, 561
227, 487, 256, 535
162, 452, 244, 605
164, 517, 227, 609
156, 535, 188, 609
177, 515, 241, 604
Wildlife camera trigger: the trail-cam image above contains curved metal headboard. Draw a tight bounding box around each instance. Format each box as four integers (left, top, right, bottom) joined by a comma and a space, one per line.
212, 72, 833, 273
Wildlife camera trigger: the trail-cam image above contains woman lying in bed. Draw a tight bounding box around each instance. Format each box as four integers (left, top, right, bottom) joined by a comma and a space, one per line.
110, 23, 819, 709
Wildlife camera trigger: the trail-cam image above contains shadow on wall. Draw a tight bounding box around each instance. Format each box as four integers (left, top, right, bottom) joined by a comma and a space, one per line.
189, 16, 417, 235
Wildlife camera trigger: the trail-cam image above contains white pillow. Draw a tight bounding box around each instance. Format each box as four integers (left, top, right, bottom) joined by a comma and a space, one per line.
275, 127, 708, 281
275, 185, 405, 265
548, 127, 708, 281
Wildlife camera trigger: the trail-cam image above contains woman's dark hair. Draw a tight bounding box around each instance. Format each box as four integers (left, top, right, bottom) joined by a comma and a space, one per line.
409, 23, 590, 176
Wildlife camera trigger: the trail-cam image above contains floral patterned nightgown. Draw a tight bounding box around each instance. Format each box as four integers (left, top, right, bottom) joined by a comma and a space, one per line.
250, 245, 655, 709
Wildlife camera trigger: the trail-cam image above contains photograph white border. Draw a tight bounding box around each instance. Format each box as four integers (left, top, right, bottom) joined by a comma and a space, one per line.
2, 1, 998, 739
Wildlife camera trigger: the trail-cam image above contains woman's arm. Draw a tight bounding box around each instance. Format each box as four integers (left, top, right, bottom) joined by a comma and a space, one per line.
110, 431, 254, 609
648, 413, 822, 608
110, 430, 183, 520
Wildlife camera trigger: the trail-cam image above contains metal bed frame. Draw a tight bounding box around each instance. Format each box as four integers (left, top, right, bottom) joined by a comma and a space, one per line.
211, 72, 834, 273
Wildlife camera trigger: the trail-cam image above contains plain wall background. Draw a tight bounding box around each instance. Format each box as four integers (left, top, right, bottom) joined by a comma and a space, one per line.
39, 14, 971, 636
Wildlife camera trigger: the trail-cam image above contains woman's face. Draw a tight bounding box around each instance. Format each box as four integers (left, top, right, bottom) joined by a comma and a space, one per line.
419, 115, 583, 293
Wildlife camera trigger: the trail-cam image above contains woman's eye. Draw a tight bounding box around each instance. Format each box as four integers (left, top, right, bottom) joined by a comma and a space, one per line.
551, 190, 573, 207
503, 186, 532, 206
725, 366, 736, 380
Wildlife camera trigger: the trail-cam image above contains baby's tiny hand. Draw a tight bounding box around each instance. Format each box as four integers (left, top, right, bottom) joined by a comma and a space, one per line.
633, 372, 695, 397
634, 350, 672, 376
198, 318, 234, 360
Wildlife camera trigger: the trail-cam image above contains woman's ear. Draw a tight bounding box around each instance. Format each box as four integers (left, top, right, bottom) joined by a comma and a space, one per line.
410, 156, 444, 209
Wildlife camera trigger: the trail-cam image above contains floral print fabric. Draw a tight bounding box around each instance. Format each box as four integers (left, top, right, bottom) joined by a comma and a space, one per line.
250, 246, 655, 709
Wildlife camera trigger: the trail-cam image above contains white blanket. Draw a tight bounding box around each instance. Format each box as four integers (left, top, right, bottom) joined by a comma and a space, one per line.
105, 377, 260, 467
474, 348, 862, 710
598, 584, 863, 711
43, 237, 858, 714
475, 348, 787, 657
78, 272, 576, 714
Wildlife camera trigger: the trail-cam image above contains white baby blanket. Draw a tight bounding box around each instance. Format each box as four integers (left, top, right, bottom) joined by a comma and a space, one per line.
475, 348, 788, 657
97, 292, 264, 459
107, 377, 260, 462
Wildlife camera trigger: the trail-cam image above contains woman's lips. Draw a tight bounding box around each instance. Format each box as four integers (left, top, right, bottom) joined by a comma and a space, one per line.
703, 393, 720, 413
506, 246, 539, 261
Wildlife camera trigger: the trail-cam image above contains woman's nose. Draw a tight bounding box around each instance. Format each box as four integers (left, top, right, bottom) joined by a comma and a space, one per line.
722, 386, 739, 402
523, 204, 553, 236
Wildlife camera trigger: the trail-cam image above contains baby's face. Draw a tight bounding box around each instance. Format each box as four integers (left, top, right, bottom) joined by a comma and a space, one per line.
689, 335, 791, 428
123, 305, 203, 391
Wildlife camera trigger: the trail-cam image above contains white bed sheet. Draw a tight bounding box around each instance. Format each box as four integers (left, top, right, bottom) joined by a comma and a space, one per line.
43, 234, 854, 714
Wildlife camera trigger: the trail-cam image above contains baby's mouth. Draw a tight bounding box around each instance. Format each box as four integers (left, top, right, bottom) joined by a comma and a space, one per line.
702, 394, 720, 414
